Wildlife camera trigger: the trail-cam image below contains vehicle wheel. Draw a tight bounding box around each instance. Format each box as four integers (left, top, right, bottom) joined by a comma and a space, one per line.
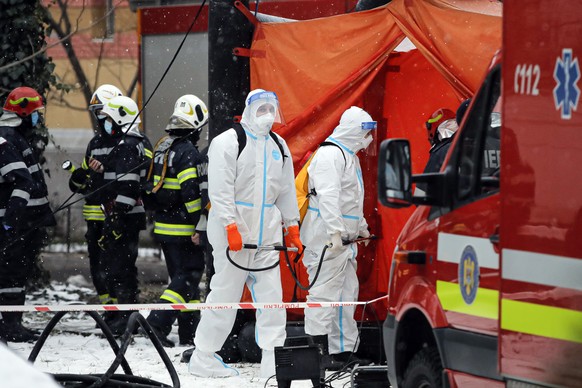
401, 347, 443, 388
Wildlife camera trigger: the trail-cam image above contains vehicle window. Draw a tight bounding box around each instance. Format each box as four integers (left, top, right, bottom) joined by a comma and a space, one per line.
482, 109, 501, 178
455, 65, 501, 203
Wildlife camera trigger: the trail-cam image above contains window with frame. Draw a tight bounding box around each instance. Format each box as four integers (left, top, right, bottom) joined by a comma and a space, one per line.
92, 0, 115, 41
455, 64, 501, 203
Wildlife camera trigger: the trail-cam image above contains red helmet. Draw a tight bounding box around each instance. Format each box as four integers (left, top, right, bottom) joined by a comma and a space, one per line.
426, 108, 455, 145
3, 87, 44, 117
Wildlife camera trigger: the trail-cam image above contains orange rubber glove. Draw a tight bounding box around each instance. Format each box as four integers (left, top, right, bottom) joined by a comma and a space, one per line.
225, 223, 243, 251
286, 225, 304, 255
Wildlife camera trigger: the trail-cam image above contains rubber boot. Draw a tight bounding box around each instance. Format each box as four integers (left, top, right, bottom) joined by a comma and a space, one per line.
0, 313, 39, 343
95, 295, 117, 328
177, 311, 200, 346
0, 293, 39, 343
107, 289, 138, 336
145, 306, 178, 348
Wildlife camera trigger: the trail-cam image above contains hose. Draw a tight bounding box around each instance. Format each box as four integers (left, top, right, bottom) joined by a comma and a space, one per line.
28, 310, 180, 388
225, 243, 298, 272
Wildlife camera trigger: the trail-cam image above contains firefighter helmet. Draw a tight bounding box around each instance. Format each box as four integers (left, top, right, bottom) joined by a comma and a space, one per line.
102, 96, 141, 130
426, 108, 455, 146
167, 94, 209, 131
3, 87, 44, 117
89, 84, 123, 113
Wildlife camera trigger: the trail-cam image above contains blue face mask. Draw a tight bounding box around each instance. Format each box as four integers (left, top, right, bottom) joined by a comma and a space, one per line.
31, 111, 40, 127
104, 120, 113, 135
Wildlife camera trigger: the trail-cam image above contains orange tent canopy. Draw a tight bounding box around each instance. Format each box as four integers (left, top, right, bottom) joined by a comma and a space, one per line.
250, 0, 501, 165
244, 0, 501, 320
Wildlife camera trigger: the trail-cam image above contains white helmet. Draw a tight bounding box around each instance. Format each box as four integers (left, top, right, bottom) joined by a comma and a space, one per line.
102, 96, 141, 132
89, 84, 123, 113
166, 94, 209, 131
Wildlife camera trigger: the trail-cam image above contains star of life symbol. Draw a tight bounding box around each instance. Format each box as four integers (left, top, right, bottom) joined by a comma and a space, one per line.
553, 48, 580, 119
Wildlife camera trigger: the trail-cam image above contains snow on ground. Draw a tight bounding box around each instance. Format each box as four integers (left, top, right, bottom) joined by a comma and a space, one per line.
5, 282, 352, 388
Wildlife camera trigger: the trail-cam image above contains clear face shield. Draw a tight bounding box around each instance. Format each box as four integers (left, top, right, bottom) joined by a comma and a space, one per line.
361, 121, 378, 155
247, 91, 286, 133
166, 115, 197, 131
89, 104, 106, 121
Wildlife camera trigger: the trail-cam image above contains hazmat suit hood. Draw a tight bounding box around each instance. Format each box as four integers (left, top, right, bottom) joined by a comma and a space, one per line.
240, 89, 285, 136
328, 106, 376, 153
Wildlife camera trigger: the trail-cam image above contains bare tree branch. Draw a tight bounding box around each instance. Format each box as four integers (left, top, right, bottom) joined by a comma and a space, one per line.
127, 70, 139, 97
0, 0, 123, 74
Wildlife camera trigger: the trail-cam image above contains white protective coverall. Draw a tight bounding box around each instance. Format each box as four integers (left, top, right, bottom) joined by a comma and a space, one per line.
300, 106, 374, 355
189, 90, 300, 378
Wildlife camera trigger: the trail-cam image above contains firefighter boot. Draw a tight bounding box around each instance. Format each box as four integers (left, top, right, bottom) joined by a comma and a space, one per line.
0, 293, 39, 343
107, 289, 138, 336
0, 313, 39, 343
177, 310, 200, 346
144, 309, 177, 348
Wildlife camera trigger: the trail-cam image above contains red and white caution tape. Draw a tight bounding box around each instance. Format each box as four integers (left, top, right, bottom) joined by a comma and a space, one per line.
0, 295, 388, 312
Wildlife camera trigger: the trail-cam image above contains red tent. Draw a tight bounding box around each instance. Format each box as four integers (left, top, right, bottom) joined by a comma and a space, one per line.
244, 0, 501, 320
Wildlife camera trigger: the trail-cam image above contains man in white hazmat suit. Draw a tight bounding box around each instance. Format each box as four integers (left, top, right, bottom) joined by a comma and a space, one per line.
188, 89, 303, 378
300, 106, 375, 369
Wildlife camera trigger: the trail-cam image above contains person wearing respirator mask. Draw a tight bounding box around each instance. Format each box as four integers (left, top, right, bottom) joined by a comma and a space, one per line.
0, 87, 55, 342
299, 106, 376, 370
90, 95, 152, 336
188, 89, 303, 379
67, 84, 125, 327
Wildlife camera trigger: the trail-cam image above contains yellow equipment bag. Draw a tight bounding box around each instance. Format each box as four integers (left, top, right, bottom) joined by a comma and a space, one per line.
295, 141, 345, 224
295, 152, 316, 224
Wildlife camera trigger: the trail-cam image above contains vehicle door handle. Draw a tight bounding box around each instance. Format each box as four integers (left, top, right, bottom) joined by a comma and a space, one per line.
489, 234, 499, 245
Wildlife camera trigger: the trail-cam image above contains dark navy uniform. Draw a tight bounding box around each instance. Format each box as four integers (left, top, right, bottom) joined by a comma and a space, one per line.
69, 134, 117, 305
146, 134, 208, 345
0, 123, 55, 342
98, 131, 152, 334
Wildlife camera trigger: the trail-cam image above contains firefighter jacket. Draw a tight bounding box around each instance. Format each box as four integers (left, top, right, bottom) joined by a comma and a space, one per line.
0, 122, 55, 230
100, 133, 152, 230
69, 133, 118, 222
148, 136, 207, 242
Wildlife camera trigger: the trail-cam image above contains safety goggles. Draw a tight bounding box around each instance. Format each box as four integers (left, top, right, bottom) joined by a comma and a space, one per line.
361, 121, 377, 131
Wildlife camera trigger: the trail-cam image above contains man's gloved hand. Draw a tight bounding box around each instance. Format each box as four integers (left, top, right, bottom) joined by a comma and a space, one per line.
358, 228, 371, 246
225, 223, 243, 251
327, 231, 344, 254
98, 213, 124, 251
70, 168, 90, 192
285, 225, 304, 255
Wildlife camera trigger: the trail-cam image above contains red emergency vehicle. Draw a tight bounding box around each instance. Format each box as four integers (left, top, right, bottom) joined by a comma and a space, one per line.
377, 1, 582, 387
